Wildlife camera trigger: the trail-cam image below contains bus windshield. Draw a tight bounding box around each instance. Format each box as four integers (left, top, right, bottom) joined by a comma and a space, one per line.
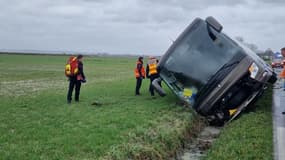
160, 19, 245, 105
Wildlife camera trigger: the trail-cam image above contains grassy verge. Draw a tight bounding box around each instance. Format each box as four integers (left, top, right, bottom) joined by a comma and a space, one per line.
204, 87, 273, 160
0, 54, 200, 160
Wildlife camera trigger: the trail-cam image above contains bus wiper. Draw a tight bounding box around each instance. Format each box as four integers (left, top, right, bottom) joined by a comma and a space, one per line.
196, 60, 240, 100
195, 76, 218, 101
205, 60, 240, 86
218, 60, 240, 72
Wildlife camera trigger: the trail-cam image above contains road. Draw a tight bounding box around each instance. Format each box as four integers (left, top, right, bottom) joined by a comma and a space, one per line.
273, 68, 285, 160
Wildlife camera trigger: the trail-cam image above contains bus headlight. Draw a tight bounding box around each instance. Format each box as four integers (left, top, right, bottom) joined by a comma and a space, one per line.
249, 63, 259, 79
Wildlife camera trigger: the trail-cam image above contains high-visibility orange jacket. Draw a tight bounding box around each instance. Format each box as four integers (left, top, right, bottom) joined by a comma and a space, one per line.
280, 59, 285, 78
280, 68, 285, 78
134, 61, 146, 78
147, 58, 158, 75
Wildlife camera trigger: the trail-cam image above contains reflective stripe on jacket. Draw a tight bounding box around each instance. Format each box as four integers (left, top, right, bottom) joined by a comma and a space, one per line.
148, 59, 158, 75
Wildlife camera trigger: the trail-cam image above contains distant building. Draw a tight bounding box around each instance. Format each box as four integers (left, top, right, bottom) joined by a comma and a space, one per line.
273, 52, 282, 59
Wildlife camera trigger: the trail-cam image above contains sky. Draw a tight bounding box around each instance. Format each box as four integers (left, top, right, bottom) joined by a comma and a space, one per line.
0, 0, 284, 55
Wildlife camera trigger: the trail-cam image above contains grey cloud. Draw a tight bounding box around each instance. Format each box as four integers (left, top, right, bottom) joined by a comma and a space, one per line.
0, 0, 284, 54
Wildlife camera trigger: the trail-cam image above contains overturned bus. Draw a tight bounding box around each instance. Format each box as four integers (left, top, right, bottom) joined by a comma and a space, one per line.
153, 17, 277, 125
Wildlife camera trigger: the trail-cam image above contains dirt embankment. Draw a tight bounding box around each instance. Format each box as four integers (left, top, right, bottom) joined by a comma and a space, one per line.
177, 126, 221, 160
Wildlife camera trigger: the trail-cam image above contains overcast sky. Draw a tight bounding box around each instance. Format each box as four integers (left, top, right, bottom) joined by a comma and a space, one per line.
0, 0, 284, 55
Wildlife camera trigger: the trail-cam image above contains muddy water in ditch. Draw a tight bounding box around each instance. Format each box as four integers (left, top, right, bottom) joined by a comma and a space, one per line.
178, 126, 221, 160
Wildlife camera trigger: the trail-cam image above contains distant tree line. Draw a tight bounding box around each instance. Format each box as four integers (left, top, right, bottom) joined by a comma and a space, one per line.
235, 36, 273, 60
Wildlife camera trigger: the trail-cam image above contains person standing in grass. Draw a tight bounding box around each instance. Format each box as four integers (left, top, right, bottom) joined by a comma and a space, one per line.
134, 56, 145, 95
67, 54, 86, 104
146, 56, 160, 97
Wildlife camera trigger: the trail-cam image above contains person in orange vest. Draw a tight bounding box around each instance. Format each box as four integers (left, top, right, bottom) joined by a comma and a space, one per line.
146, 56, 160, 96
134, 56, 145, 95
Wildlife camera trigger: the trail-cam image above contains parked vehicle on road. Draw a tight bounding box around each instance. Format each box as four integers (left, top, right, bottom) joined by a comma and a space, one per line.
153, 17, 277, 125
271, 60, 284, 68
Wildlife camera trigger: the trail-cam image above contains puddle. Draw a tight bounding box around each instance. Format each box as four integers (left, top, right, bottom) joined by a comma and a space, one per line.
178, 126, 221, 160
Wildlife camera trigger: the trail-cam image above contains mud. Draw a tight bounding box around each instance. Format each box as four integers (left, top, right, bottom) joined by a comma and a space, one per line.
177, 126, 221, 160
91, 101, 103, 106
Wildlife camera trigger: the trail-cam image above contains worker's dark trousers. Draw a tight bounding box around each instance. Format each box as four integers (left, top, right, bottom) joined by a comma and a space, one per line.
135, 77, 142, 95
149, 74, 160, 96
67, 77, 81, 102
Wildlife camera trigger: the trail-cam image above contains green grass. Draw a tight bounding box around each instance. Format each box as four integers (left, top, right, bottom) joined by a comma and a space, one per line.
0, 54, 196, 160
204, 88, 273, 160
0, 54, 274, 160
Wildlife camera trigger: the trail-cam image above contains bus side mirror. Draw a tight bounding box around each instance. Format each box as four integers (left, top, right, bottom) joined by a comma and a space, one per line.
206, 16, 223, 33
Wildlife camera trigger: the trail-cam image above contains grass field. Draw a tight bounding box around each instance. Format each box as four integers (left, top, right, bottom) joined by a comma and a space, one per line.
0, 54, 274, 160
0, 54, 198, 160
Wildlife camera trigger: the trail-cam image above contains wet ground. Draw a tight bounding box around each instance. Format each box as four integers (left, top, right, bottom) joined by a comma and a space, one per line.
178, 126, 221, 160
273, 68, 285, 160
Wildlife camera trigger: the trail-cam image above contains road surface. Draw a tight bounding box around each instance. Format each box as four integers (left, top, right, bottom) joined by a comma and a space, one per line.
273, 68, 285, 160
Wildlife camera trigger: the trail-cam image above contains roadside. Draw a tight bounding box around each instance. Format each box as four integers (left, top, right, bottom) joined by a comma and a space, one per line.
273, 68, 285, 160
1, 54, 277, 160
203, 87, 274, 160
